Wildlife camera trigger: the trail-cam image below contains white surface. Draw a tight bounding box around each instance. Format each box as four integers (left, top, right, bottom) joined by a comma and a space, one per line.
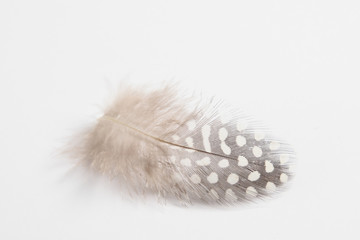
1, 1, 359, 239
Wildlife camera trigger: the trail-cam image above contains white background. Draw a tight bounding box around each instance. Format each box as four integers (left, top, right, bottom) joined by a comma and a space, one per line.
1, 1, 359, 239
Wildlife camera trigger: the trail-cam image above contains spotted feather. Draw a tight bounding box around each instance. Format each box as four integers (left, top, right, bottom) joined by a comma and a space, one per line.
69, 83, 295, 205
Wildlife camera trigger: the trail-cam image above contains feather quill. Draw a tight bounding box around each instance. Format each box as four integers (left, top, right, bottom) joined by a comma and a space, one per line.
69, 84, 295, 205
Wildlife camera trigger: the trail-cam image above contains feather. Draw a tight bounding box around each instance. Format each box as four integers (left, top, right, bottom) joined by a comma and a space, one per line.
69, 83, 295, 205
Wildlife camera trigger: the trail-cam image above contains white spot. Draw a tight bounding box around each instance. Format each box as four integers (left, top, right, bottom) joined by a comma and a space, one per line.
227, 173, 239, 185
220, 142, 231, 155
238, 156, 249, 167
225, 189, 237, 201
185, 137, 195, 153
269, 141, 280, 150
207, 172, 219, 184
180, 158, 191, 167
190, 174, 201, 184
252, 146, 263, 158
202, 125, 211, 137
201, 125, 212, 152
236, 135, 246, 147
186, 120, 196, 131
246, 186, 258, 197
265, 160, 274, 173
254, 131, 265, 141
172, 173, 182, 182
172, 135, 180, 141
219, 127, 231, 155
169, 156, 176, 163
209, 189, 219, 200
248, 171, 261, 181
218, 127, 228, 141
266, 182, 276, 192
236, 120, 248, 132
218, 159, 229, 168
280, 173, 288, 183
196, 157, 211, 166
185, 137, 194, 147
170, 146, 180, 150
280, 154, 289, 165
